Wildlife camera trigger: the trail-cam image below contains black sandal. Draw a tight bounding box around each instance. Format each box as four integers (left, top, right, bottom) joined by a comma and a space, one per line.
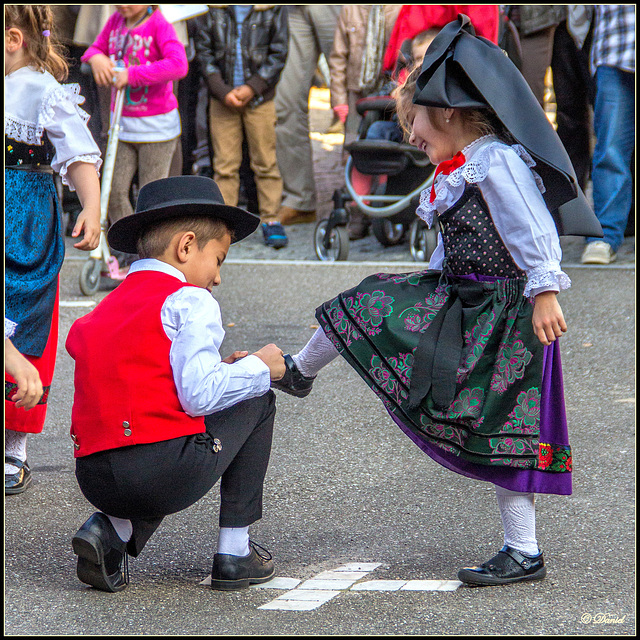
458, 545, 546, 586
5, 455, 32, 495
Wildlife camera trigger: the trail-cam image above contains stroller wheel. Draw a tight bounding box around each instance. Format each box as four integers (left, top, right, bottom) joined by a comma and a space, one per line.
79, 258, 102, 296
371, 219, 406, 246
314, 219, 350, 261
409, 218, 438, 262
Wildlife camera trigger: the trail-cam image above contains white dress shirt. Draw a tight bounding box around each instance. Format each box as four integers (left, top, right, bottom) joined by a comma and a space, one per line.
416, 135, 571, 298
128, 259, 271, 416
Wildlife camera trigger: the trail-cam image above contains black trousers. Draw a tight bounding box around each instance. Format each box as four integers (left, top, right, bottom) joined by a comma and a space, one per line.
75, 391, 276, 556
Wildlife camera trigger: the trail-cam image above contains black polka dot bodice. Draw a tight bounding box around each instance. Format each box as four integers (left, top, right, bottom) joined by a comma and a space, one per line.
438, 184, 525, 279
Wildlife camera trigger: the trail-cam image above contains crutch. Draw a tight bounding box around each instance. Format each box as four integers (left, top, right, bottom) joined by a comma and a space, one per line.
78, 86, 126, 295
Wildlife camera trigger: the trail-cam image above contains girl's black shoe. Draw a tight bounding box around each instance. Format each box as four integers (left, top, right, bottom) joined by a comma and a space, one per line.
458, 545, 546, 586
271, 354, 315, 398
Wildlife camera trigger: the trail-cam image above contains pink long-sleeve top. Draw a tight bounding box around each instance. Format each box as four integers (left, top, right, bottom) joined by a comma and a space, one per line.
82, 9, 188, 119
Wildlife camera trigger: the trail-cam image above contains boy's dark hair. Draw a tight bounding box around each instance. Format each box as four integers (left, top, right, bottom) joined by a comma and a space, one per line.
136, 216, 235, 259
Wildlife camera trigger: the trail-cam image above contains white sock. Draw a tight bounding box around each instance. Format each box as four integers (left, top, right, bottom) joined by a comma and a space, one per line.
292, 327, 339, 378
5, 430, 28, 475
107, 515, 133, 542
495, 486, 540, 556
217, 526, 250, 557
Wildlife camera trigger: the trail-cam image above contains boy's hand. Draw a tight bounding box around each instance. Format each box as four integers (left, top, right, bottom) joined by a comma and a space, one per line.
89, 54, 115, 87
532, 291, 567, 346
223, 90, 245, 111
222, 350, 249, 364
232, 84, 255, 107
72, 207, 101, 251
253, 344, 286, 381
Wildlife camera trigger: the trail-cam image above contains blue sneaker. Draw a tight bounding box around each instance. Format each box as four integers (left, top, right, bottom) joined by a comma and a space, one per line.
261, 222, 288, 249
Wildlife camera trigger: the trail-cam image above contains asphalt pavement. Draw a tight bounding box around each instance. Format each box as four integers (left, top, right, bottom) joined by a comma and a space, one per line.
5, 89, 635, 636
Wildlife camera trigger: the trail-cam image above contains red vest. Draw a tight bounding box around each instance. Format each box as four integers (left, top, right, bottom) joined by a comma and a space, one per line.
66, 271, 205, 457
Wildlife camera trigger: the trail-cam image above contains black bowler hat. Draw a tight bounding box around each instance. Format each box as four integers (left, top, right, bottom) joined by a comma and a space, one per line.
414, 15, 602, 238
107, 176, 261, 253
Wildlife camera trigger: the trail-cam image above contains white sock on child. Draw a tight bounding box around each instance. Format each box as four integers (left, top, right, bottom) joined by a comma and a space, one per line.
291, 327, 339, 378
5, 430, 28, 474
107, 515, 133, 542
495, 486, 539, 556
217, 526, 250, 557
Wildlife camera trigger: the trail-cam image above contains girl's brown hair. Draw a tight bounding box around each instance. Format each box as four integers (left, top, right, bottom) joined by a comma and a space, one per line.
395, 62, 515, 145
5, 5, 69, 81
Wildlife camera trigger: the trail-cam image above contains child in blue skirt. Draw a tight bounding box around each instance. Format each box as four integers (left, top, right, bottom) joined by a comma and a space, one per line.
273, 15, 602, 587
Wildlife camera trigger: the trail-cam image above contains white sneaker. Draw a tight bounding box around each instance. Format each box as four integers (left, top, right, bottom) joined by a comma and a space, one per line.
581, 241, 617, 265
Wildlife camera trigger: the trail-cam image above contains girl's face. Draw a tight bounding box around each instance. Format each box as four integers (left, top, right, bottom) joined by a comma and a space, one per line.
407, 105, 456, 165
116, 5, 150, 23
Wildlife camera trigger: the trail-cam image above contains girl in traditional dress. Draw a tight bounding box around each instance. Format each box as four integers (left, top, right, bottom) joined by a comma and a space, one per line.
5, 5, 102, 495
272, 16, 602, 586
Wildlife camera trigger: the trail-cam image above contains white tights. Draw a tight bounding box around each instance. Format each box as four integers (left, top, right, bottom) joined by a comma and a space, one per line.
291, 327, 339, 377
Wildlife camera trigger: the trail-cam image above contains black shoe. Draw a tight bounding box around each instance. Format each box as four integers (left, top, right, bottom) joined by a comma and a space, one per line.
72, 512, 129, 592
458, 545, 546, 586
5, 456, 32, 495
271, 354, 315, 398
210, 541, 275, 591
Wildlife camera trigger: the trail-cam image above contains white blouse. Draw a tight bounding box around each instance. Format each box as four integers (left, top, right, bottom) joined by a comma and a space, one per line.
4, 66, 102, 189
416, 135, 571, 298
128, 259, 271, 417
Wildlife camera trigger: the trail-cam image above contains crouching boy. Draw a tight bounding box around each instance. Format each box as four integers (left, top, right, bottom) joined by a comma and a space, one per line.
66, 176, 285, 592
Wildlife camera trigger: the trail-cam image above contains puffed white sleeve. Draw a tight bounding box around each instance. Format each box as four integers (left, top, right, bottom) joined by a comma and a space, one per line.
39, 83, 102, 190
478, 145, 571, 297
161, 286, 271, 416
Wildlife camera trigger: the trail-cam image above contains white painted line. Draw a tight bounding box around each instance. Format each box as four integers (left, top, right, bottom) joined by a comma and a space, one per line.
60, 300, 96, 307
250, 577, 301, 590
297, 578, 356, 590
275, 589, 340, 603
315, 570, 370, 580
259, 600, 326, 611
401, 580, 462, 591
351, 580, 407, 591
334, 562, 382, 572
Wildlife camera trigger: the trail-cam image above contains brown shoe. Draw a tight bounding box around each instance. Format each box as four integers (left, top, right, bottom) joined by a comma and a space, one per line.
277, 206, 316, 225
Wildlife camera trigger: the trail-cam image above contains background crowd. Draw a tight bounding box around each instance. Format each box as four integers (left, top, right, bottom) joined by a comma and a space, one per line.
50, 4, 634, 262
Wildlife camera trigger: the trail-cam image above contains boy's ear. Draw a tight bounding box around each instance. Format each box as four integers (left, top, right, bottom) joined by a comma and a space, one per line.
175, 231, 197, 263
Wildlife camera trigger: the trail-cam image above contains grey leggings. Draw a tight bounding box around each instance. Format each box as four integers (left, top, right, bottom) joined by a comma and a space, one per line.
107, 137, 178, 224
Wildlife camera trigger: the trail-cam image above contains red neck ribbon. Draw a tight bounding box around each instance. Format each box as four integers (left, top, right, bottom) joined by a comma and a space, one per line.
430, 151, 466, 203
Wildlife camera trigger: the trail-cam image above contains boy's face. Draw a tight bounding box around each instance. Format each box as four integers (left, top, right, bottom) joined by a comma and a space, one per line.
182, 233, 231, 292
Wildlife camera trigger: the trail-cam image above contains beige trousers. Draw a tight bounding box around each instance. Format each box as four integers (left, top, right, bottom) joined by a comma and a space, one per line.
208, 99, 282, 221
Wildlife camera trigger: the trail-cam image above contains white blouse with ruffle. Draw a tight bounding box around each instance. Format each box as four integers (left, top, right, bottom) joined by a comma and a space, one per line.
4, 66, 101, 190
416, 135, 570, 298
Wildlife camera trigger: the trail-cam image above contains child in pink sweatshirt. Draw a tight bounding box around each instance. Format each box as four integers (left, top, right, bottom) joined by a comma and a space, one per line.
83, 5, 188, 264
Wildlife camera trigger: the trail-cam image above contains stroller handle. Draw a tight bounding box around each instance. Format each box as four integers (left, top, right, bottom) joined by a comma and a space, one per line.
344, 157, 434, 218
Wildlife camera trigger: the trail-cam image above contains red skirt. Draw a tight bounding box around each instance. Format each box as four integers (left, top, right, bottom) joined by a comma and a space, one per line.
5, 282, 59, 434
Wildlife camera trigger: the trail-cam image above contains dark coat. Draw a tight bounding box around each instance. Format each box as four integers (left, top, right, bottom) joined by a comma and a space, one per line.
194, 4, 288, 107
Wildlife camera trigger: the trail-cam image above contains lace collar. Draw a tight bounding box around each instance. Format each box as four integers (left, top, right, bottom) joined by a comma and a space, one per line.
416, 135, 546, 225
5, 66, 88, 145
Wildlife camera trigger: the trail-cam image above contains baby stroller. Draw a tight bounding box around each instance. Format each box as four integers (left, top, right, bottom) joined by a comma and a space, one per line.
314, 95, 439, 262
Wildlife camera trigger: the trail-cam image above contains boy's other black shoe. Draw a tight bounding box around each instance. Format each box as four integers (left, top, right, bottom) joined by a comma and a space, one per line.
72, 512, 129, 592
271, 354, 315, 398
210, 541, 275, 591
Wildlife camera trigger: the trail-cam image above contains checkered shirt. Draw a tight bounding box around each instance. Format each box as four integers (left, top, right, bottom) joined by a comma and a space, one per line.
590, 5, 636, 74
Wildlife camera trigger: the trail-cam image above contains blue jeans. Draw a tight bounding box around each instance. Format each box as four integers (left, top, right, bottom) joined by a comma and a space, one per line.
588, 65, 635, 251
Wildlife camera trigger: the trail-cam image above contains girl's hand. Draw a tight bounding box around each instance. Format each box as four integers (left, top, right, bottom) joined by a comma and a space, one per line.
113, 67, 129, 90
222, 350, 249, 364
89, 54, 115, 87
72, 207, 101, 250
532, 291, 567, 346
5, 338, 44, 410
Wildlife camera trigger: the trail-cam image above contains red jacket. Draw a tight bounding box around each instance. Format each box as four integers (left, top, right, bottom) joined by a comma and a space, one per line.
66, 271, 205, 457
382, 5, 500, 74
